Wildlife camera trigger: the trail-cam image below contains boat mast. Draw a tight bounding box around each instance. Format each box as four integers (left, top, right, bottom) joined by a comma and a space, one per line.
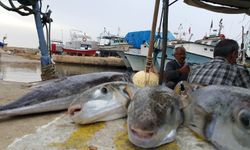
218, 19, 223, 35
159, 0, 169, 85
241, 26, 246, 64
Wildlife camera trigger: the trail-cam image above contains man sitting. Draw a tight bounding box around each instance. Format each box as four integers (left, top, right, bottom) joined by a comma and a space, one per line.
188, 39, 250, 88
164, 46, 190, 89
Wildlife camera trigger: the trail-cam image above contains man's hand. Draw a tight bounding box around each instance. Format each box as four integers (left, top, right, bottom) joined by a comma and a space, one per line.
178, 64, 190, 74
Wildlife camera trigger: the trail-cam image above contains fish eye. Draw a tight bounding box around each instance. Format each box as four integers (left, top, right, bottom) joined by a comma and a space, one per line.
101, 87, 108, 94
238, 110, 250, 129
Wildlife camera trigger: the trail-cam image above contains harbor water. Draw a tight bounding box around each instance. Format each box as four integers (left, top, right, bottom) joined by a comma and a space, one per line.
0, 54, 127, 83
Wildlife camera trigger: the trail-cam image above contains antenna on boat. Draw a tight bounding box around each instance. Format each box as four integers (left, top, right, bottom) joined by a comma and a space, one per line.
188, 33, 193, 41
209, 20, 213, 36
104, 27, 107, 35
61, 29, 64, 43
218, 18, 223, 35
117, 27, 121, 36
241, 26, 246, 64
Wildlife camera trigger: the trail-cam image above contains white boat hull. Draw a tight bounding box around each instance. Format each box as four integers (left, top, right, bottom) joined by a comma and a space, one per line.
124, 53, 147, 71
175, 42, 214, 59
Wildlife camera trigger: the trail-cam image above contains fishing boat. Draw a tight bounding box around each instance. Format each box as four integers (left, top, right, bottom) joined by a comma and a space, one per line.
118, 30, 175, 71
173, 20, 225, 64
121, 43, 149, 71
0, 35, 7, 48
51, 40, 63, 55
174, 34, 225, 64
120, 24, 225, 72
97, 28, 132, 57
62, 30, 98, 56
124, 44, 175, 71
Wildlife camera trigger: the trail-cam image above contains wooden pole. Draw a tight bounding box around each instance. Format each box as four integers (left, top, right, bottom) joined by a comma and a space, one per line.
132, 0, 161, 87
145, 0, 161, 73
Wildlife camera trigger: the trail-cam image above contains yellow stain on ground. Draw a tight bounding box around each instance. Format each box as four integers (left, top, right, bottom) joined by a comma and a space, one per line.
114, 123, 180, 150
189, 129, 207, 142
49, 122, 105, 150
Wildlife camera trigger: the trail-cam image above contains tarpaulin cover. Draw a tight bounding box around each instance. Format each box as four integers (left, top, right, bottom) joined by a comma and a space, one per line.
125, 30, 175, 49
184, 0, 250, 15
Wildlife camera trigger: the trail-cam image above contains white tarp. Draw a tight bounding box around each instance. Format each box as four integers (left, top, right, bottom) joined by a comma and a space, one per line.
184, 0, 250, 15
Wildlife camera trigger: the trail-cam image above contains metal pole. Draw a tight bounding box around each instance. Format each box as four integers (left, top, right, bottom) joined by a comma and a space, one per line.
32, 2, 56, 80
159, 0, 169, 85
32, 2, 51, 65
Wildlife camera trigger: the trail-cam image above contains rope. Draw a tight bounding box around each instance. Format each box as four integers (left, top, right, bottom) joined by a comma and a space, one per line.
145, 57, 153, 73
144, 57, 153, 86
41, 64, 58, 81
145, 0, 160, 73
3, 0, 34, 16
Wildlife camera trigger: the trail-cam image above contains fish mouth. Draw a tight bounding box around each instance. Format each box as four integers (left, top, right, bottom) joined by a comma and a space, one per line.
68, 104, 82, 116
68, 99, 127, 124
130, 126, 155, 139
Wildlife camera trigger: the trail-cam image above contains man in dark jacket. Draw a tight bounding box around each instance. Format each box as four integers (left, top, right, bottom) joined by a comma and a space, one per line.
164, 46, 190, 89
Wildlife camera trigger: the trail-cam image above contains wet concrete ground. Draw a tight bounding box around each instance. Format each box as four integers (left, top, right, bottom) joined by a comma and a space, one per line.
0, 50, 61, 149
0, 80, 64, 150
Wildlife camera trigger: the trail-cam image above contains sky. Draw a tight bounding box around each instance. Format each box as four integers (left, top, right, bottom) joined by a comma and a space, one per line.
0, 0, 250, 48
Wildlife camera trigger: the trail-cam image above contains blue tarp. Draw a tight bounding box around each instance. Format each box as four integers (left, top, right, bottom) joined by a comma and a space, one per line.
125, 30, 175, 49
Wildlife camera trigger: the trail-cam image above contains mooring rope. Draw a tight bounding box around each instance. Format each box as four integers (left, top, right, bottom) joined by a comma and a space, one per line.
41, 64, 57, 81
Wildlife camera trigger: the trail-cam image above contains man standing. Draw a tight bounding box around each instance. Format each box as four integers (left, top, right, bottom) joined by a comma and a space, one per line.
165, 46, 190, 89
188, 39, 250, 88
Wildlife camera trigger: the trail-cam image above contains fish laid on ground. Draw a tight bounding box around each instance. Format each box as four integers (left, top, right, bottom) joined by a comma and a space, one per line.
127, 86, 182, 148
0, 72, 130, 118
183, 85, 250, 150
68, 81, 137, 124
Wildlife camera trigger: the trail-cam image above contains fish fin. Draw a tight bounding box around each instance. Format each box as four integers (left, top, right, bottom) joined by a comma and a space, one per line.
123, 84, 137, 109
124, 85, 134, 99
28, 78, 60, 89
204, 114, 216, 140
188, 105, 209, 139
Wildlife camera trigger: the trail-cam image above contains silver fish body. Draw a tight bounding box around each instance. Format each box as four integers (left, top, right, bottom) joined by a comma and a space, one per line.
68, 81, 137, 124
127, 86, 182, 148
183, 85, 250, 150
0, 72, 130, 118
